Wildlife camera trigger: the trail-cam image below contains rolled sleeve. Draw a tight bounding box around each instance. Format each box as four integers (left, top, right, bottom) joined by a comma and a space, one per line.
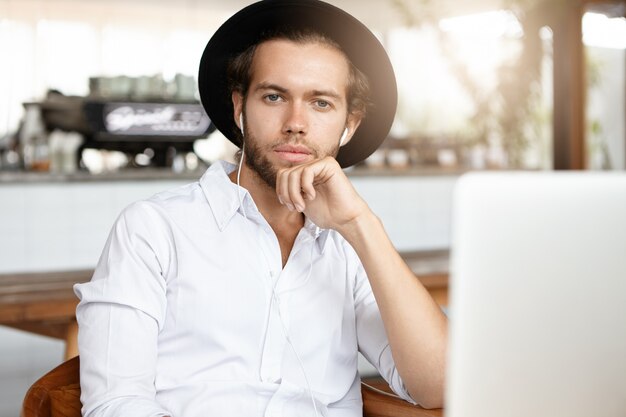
353, 262, 417, 405
74, 202, 173, 417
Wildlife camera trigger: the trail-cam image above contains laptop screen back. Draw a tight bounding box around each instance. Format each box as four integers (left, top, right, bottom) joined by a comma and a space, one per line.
446, 172, 626, 417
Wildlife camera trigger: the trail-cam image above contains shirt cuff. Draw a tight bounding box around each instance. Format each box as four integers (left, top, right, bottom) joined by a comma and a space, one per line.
84, 397, 171, 417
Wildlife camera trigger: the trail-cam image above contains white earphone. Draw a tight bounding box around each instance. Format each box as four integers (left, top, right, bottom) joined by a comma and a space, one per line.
236, 112, 246, 218
339, 127, 349, 147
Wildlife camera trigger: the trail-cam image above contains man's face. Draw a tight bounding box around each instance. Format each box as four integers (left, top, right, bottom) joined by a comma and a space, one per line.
234, 39, 356, 188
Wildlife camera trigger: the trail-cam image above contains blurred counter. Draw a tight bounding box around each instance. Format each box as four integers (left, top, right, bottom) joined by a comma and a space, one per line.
0, 165, 466, 184
0, 168, 206, 184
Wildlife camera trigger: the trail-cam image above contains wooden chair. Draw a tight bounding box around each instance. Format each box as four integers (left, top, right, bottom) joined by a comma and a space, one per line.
21, 356, 81, 417
22, 356, 442, 417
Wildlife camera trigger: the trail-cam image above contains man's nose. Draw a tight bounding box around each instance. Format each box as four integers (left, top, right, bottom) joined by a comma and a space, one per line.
282, 102, 307, 136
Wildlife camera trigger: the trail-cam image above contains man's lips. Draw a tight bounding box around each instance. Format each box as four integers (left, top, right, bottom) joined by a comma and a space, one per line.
273, 144, 313, 162
274, 144, 311, 155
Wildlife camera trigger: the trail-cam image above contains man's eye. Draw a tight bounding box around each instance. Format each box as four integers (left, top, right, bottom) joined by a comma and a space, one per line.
266, 94, 280, 102
316, 100, 330, 108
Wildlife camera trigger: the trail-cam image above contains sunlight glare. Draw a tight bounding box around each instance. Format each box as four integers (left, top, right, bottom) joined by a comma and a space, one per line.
583, 12, 626, 49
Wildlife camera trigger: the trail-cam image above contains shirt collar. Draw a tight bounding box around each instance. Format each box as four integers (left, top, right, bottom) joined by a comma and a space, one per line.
199, 160, 254, 231
199, 160, 331, 251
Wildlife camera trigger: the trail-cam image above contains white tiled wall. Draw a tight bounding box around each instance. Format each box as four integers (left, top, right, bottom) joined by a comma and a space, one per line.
352, 175, 456, 250
0, 181, 190, 273
0, 173, 458, 416
0, 175, 457, 273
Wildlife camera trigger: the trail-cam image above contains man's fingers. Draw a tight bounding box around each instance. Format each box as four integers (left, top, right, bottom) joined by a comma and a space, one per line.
300, 166, 316, 201
276, 163, 321, 212
276, 158, 335, 212
276, 167, 305, 211
287, 168, 306, 212
276, 168, 294, 211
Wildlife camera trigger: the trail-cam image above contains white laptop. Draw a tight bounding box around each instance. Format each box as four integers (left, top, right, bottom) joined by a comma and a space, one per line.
446, 172, 626, 417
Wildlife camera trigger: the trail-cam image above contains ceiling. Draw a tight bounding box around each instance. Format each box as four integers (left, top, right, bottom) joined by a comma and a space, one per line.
69, 0, 507, 31
180, 0, 625, 31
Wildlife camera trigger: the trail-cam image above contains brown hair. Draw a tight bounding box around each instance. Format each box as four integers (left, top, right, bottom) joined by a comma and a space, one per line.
227, 28, 371, 135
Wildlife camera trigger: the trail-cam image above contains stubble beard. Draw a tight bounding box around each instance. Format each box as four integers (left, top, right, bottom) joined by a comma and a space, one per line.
243, 131, 340, 189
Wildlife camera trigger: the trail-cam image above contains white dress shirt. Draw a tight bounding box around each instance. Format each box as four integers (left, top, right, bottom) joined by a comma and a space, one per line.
74, 161, 414, 417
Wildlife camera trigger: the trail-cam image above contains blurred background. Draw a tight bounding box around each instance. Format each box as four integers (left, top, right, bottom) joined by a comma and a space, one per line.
0, 0, 624, 415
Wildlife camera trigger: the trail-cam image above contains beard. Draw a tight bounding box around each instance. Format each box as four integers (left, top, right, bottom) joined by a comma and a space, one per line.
243, 131, 340, 189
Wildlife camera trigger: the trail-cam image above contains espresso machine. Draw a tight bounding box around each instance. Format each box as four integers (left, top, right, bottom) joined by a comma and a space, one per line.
34, 75, 214, 170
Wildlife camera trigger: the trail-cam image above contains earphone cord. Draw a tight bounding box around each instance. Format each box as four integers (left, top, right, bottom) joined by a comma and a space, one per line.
271, 283, 320, 417
237, 144, 247, 219
360, 382, 403, 399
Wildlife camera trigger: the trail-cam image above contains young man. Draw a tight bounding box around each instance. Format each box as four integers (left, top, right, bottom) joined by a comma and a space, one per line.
75, 1, 447, 416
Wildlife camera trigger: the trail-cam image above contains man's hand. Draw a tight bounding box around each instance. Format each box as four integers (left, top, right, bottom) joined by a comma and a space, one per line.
275, 156, 369, 232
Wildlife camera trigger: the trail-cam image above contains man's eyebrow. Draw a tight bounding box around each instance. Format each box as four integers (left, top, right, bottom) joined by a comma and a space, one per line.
254, 82, 288, 93
311, 89, 342, 100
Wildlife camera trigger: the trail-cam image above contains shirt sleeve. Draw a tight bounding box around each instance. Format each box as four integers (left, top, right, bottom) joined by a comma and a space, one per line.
352, 259, 417, 405
73, 201, 173, 417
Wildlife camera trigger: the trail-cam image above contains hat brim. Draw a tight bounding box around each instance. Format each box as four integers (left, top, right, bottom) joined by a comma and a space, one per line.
198, 0, 397, 168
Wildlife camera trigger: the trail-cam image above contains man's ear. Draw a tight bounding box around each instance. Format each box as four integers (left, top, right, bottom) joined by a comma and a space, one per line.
232, 91, 244, 132
341, 113, 363, 146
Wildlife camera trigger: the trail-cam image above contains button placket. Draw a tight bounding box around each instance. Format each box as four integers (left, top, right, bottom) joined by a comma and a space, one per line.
255, 218, 322, 414
257, 224, 287, 384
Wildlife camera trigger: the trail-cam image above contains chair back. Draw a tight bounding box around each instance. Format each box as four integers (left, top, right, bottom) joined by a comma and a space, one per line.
21, 356, 80, 417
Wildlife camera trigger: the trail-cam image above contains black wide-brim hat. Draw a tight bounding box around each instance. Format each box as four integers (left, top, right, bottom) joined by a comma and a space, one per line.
198, 0, 397, 168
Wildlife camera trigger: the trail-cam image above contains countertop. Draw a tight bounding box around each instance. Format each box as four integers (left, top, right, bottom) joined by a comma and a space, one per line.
0, 166, 466, 184
0, 168, 206, 184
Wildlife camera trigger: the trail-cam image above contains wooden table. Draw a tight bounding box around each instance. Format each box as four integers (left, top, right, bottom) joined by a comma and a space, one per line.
0, 269, 92, 359
0, 250, 448, 360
